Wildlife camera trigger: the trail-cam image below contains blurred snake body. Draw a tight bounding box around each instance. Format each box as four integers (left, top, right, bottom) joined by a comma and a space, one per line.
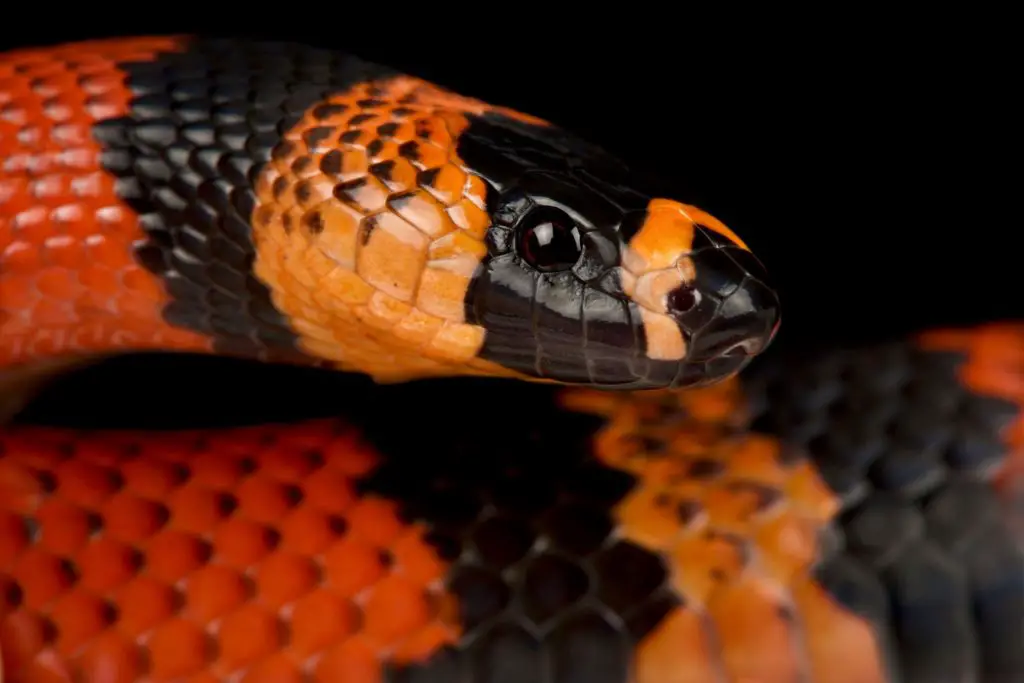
0, 36, 1021, 683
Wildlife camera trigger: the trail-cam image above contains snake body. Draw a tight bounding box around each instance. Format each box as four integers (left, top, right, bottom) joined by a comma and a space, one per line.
0, 36, 1021, 683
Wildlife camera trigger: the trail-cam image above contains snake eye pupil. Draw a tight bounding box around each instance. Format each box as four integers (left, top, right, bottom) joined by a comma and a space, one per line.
517, 208, 583, 271
667, 284, 699, 315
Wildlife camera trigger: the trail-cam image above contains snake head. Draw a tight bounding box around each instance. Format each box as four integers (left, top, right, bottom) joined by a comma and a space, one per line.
459, 114, 781, 390
256, 76, 779, 388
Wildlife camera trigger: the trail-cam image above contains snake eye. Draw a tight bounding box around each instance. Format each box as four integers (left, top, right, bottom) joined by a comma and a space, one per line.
516, 207, 583, 272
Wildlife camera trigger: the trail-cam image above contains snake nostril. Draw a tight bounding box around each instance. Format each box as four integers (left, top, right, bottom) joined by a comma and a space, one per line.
666, 283, 700, 316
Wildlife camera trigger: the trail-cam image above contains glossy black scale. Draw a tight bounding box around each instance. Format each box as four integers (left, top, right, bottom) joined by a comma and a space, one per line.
458, 114, 661, 388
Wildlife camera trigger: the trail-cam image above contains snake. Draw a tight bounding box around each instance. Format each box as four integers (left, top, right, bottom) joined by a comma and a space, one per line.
0, 35, 1021, 683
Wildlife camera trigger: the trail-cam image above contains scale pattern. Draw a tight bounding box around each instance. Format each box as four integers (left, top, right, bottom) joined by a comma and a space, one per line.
0, 37, 213, 366
1, 330, 1022, 682
0, 422, 463, 682
745, 330, 1024, 683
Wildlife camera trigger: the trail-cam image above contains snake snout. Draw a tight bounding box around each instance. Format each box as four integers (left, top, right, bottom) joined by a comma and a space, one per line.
668, 238, 781, 382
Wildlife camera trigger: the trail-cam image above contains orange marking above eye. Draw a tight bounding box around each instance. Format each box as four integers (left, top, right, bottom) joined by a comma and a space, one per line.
676, 202, 750, 251
624, 200, 697, 273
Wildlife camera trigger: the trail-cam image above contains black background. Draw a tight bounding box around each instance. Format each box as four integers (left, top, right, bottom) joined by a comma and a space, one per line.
3, 17, 1017, 428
